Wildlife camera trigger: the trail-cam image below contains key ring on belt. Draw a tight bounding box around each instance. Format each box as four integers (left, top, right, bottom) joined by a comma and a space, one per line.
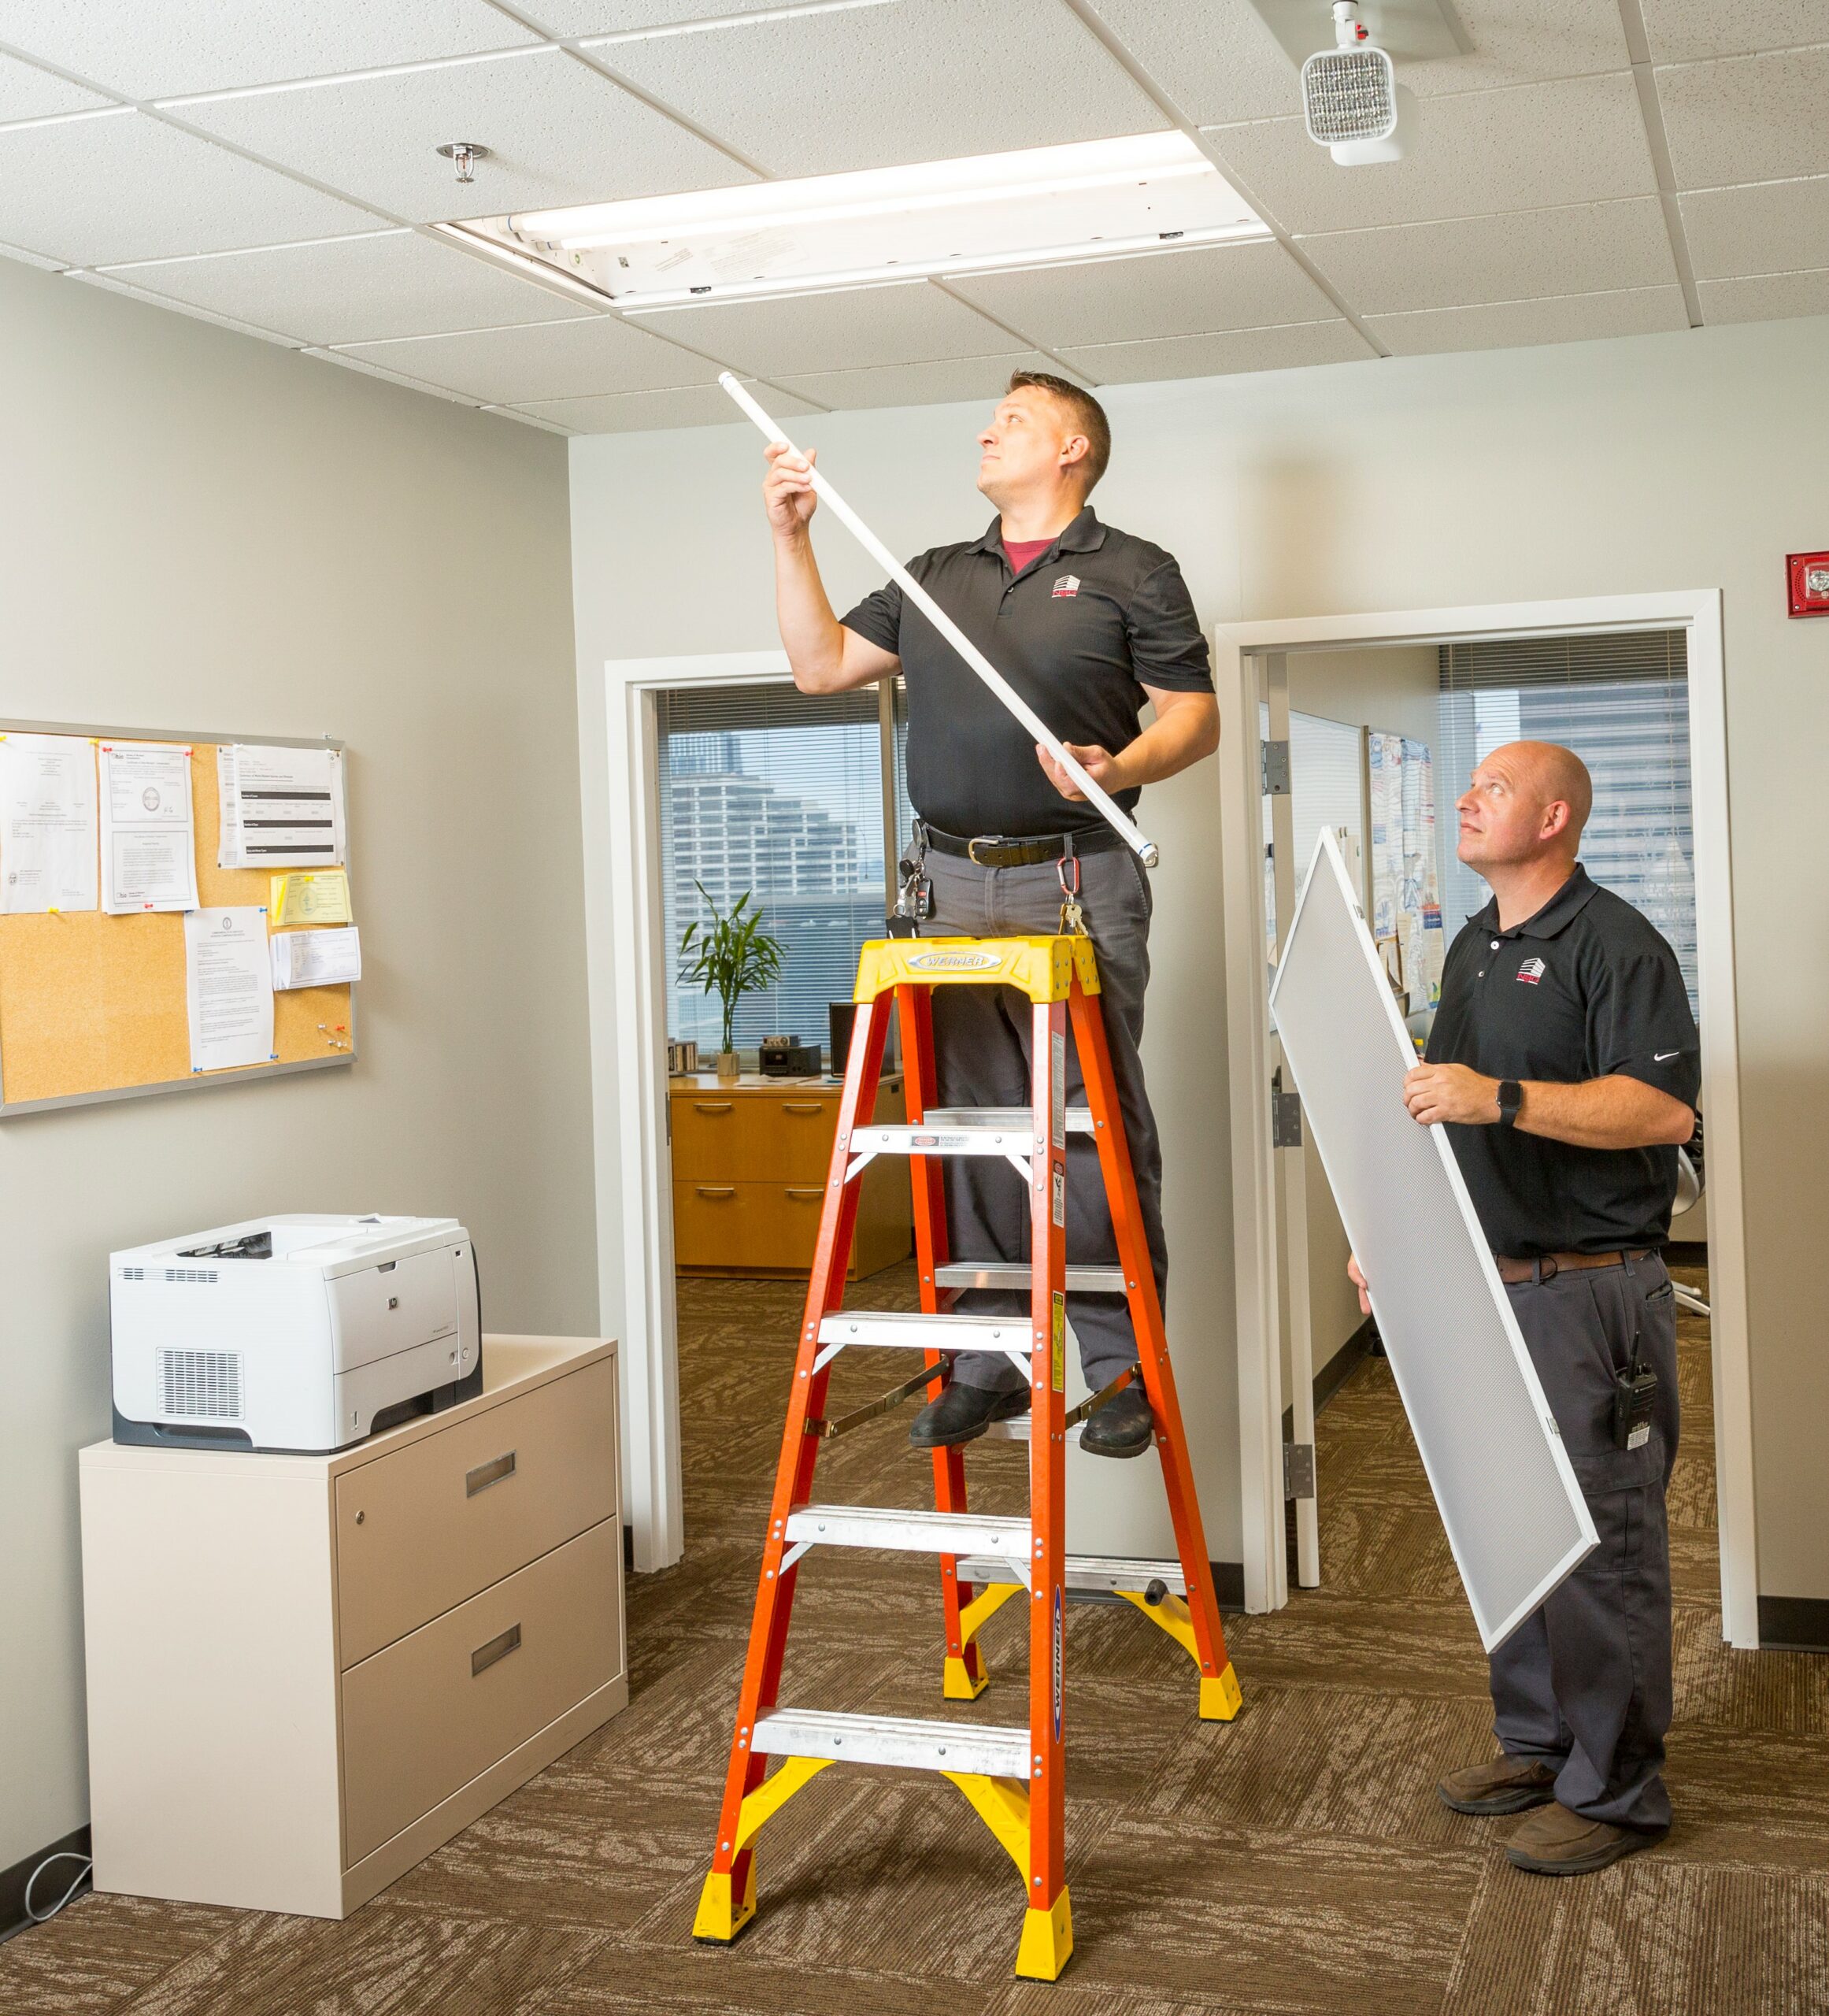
1057, 835, 1086, 936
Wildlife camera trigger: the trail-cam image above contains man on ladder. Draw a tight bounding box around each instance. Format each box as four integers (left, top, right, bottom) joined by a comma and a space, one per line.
761, 371, 1219, 1451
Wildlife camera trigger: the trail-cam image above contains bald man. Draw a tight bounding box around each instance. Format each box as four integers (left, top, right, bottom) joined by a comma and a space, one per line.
1350, 741, 1699, 1877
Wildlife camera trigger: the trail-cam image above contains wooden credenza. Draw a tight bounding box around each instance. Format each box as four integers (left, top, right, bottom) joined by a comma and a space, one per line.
79, 1335, 625, 1919
671, 1071, 913, 1277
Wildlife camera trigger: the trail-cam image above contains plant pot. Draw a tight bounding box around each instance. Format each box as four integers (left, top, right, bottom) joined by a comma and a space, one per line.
716, 1051, 740, 1082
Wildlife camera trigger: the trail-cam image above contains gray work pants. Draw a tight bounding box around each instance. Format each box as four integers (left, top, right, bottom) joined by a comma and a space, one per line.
915, 843, 1165, 1395
1490, 1254, 1680, 1832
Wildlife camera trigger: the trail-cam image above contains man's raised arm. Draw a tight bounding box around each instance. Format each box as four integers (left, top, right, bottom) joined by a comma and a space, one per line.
765, 442, 900, 695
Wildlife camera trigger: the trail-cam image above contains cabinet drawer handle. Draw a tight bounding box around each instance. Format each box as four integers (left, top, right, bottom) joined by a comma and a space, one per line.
696, 1185, 737, 1199
471, 1623, 521, 1677
785, 1188, 824, 1200
782, 1102, 824, 1115
465, 1450, 516, 1497
693, 1102, 735, 1114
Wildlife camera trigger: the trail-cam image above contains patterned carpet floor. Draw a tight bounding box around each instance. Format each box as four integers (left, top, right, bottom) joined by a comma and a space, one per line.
7, 1259, 1827, 2014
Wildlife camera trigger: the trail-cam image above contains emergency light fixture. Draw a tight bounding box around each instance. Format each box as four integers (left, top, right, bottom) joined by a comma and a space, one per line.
1302, 2, 1410, 165
435, 132, 1269, 311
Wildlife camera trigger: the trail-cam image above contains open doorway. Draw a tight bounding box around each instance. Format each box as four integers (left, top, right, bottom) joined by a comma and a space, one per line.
1216, 595, 1754, 1646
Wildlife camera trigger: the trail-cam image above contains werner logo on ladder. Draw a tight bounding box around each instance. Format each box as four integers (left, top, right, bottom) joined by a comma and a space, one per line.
692, 932, 1242, 1981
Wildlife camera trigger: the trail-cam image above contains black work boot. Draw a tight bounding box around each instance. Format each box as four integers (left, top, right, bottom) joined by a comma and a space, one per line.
1079, 1382, 1154, 1458
909, 1381, 1031, 1448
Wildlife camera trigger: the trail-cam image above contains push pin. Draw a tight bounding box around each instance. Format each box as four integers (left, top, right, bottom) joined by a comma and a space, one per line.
436, 142, 490, 184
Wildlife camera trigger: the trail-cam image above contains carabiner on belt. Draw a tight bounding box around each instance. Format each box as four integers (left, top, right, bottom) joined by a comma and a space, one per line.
1057, 836, 1086, 936
890, 818, 933, 937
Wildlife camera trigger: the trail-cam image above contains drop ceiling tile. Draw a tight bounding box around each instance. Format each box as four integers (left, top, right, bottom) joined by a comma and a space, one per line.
1697, 267, 1829, 322
627, 280, 1016, 379
527, 0, 842, 32
175, 47, 754, 225
513, 380, 824, 431
1679, 174, 1829, 278
0, 109, 383, 266
1383, 0, 1632, 96
600, 0, 1168, 178
950, 240, 1335, 349
1202, 72, 1657, 234
68, 265, 296, 343
1074, 0, 1298, 125
1639, 2, 1829, 63
1366, 284, 1689, 353
97, 228, 600, 346
0, 51, 112, 122
1655, 46, 1829, 190
772, 352, 1079, 412
1061, 319, 1374, 382
1298, 197, 1676, 313
0, 1, 537, 101
0, 235, 63, 270
337, 312, 721, 404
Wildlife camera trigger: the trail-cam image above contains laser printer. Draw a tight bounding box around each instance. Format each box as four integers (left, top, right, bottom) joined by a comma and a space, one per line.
110, 1214, 481, 1453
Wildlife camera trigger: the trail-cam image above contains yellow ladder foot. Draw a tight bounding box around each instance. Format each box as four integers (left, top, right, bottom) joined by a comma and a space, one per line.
1200, 1664, 1244, 1721
1015, 1890, 1074, 1981
692, 1861, 757, 1943
942, 1650, 991, 1700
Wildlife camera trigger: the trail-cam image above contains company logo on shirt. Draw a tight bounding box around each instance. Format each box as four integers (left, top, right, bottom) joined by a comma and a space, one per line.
1516, 956, 1546, 985
1051, 573, 1080, 598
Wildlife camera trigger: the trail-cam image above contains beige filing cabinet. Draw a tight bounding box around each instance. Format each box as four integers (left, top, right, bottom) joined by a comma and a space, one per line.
78, 1334, 625, 1919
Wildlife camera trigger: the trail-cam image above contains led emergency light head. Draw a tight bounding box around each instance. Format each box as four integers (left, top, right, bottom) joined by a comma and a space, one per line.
1302, 2, 1409, 165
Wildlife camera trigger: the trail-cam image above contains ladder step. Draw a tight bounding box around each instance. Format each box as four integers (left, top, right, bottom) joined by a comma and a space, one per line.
752, 1708, 1032, 1779
922, 1107, 1097, 1133
816, 1310, 1031, 1351
784, 1504, 1031, 1558
848, 1107, 1093, 1161
951, 1553, 1187, 1597
935, 1262, 1127, 1294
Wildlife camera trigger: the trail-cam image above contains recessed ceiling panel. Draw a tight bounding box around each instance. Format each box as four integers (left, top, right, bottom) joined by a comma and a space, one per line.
174, 47, 755, 224
1362, 0, 1631, 97
0, 52, 112, 123
626, 279, 1016, 379
512, 380, 825, 432
1679, 174, 1829, 280
1638, 0, 1829, 64
0, 0, 538, 101
1061, 319, 1373, 383
771, 352, 1076, 413
1297, 197, 1676, 314
335, 312, 722, 405
600, 0, 1168, 179
531, 0, 861, 32
1203, 72, 1657, 234
1696, 268, 1829, 323
952, 239, 1336, 348
0, 110, 383, 267
1654, 45, 1829, 190
1076, 0, 1299, 125
1366, 284, 1688, 354
99, 229, 599, 347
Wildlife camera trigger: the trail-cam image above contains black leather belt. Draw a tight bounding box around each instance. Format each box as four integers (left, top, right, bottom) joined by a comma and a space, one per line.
924, 824, 1125, 868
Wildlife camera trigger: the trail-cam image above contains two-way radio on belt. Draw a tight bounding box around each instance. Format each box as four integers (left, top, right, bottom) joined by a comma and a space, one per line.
717, 372, 1161, 869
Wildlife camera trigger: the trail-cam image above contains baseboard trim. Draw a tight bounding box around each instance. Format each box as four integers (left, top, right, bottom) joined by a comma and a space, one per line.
1758, 1595, 1829, 1652
0, 1824, 91, 1944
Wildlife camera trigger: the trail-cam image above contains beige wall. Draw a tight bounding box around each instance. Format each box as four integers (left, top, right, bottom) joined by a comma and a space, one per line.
569, 310, 1829, 1606
0, 259, 594, 1869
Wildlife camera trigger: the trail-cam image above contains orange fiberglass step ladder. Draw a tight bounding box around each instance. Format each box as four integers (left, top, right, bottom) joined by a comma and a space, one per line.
693, 932, 1242, 1982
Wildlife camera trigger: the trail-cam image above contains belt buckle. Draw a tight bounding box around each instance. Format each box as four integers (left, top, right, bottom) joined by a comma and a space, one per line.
967, 835, 1002, 866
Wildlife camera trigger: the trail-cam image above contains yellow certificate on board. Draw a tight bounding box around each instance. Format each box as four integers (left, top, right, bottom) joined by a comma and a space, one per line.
270, 869, 352, 926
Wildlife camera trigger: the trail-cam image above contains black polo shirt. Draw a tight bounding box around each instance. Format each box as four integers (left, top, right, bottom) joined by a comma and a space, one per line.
839, 506, 1212, 838
1426, 865, 1700, 1258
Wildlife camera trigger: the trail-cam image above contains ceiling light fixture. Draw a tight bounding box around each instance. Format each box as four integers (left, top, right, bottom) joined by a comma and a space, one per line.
442, 132, 1268, 310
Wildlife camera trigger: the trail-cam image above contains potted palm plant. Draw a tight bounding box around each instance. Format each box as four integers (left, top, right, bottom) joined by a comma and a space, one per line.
678, 884, 786, 1082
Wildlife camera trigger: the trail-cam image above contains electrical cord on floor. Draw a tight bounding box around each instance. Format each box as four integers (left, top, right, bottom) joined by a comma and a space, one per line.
23, 1851, 91, 1925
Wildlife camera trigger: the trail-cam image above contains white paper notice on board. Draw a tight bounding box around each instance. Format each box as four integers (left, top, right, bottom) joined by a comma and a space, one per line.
0, 733, 99, 913
184, 906, 276, 1072
98, 742, 198, 914
217, 744, 345, 869
271, 925, 361, 990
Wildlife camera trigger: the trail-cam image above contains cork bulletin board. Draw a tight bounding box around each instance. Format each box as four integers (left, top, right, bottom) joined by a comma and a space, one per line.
0, 724, 355, 1116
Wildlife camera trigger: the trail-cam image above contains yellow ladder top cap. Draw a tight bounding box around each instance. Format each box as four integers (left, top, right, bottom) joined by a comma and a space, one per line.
853, 935, 1100, 1005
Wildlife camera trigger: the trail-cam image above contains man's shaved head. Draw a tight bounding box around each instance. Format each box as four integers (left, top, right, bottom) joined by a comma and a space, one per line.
1455, 740, 1592, 876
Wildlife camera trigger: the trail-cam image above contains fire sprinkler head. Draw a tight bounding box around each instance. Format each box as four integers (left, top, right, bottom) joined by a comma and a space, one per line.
436, 142, 491, 184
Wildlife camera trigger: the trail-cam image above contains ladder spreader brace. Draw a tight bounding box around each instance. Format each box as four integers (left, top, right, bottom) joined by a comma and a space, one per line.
694, 934, 1242, 1982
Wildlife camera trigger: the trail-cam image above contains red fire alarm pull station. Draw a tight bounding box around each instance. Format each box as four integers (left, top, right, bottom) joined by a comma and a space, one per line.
1788, 551, 1829, 617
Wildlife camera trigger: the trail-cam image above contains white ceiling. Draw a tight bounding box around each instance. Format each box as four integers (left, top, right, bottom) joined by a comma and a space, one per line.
0, 0, 1822, 435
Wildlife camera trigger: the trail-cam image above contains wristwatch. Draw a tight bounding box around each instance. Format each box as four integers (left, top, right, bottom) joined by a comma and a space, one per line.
1496, 1080, 1524, 1128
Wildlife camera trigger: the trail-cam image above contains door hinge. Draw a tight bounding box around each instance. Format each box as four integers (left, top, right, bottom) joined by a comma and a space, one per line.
1283, 1440, 1316, 1502
1261, 738, 1290, 796
1271, 1067, 1302, 1148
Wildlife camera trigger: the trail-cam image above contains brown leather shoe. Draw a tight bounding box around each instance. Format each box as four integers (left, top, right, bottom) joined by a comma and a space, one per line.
1437, 1754, 1558, 1815
1505, 1801, 1667, 1876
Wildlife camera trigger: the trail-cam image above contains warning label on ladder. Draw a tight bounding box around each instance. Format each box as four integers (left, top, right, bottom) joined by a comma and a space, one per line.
1051, 1292, 1066, 1392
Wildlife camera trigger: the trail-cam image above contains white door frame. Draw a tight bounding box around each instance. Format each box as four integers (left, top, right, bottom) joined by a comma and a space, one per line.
1215, 591, 1759, 1647
582, 647, 794, 1573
